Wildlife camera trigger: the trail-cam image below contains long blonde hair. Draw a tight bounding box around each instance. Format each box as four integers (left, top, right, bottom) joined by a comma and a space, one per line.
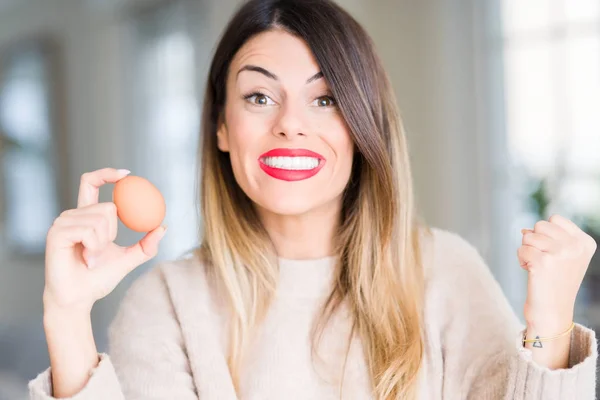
195, 0, 430, 398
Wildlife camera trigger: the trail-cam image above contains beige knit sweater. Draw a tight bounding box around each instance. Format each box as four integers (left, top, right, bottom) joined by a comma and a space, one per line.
28, 228, 597, 399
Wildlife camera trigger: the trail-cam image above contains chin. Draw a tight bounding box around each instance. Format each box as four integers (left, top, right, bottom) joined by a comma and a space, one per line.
251, 192, 319, 217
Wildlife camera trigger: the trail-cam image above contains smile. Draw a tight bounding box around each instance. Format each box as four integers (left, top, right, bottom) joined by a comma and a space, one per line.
258, 148, 326, 181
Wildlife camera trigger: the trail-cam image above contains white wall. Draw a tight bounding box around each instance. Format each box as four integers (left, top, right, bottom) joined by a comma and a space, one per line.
358, 0, 491, 248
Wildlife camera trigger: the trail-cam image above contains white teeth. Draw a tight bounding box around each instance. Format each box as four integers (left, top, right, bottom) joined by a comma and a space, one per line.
262, 156, 320, 170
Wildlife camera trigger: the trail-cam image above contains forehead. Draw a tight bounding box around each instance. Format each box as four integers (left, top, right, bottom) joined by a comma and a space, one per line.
230, 29, 321, 80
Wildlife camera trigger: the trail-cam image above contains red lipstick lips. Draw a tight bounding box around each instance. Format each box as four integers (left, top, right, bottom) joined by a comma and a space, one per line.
258, 148, 325, 181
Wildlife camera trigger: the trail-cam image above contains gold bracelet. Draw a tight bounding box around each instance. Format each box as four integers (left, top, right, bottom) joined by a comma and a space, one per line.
522, 321, 575, 348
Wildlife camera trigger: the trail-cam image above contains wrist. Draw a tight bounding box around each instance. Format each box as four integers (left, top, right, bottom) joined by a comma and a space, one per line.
43, 306, 96, 356
43, 293, 93, 320
525, 314, 574, 336
43, 304, 92, 330
524, 301, 574, 329
43, 304, 98, 399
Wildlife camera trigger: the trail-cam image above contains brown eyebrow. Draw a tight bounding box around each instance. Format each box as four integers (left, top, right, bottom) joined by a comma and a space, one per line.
237, 65, 278, 81
306, 71, 323, 84
236, 65, 323, 84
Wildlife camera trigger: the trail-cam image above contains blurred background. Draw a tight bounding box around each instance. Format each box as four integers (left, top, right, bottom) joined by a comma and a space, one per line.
0, 0, 598, 398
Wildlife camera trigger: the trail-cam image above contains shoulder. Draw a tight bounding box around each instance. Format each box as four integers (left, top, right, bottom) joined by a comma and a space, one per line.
419, 226, 487, 279
108, 256, 209, 337
428, 226, 482, 261
419, 226, 504, 305
121, 256, 206, 306
420, 227, 520, 324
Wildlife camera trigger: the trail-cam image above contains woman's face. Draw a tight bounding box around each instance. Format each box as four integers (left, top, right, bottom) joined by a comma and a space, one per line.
218, 29, 354, 217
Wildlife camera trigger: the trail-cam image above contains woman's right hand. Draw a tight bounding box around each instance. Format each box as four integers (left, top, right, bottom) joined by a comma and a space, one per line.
43, 167, 167, 314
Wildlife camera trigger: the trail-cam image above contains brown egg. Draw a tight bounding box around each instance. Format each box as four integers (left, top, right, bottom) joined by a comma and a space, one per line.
112, 176, 166, 232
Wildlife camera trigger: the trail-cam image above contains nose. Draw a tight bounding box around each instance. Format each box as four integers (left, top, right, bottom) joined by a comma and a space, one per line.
270, 101, 307, 140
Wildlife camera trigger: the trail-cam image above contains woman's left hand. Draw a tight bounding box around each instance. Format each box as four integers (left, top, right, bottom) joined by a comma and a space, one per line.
518, 214, 597, 330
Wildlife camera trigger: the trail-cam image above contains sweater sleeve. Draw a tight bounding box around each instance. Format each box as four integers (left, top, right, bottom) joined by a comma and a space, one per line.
28, 354, 124, 400
28, 265, 198, 399
431, 229, 597, 400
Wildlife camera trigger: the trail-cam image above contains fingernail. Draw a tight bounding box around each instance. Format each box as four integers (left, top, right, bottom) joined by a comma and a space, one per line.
117, 169, 131, 177
158, 225, 167, 239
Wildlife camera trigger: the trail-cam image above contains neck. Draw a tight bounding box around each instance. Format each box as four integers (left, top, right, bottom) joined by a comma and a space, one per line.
257, 200, 341, 260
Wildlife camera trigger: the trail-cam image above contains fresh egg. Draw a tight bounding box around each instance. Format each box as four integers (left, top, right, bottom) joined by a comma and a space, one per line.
112, 176, 166, 232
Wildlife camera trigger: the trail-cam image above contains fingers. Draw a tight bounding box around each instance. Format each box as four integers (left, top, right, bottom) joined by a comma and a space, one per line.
517, 244, 544, 271
49, 224, 104, 257
56, 203, 118, 241
49, 203, 119, 266
77, 168, 130, 208
108, 226, 167, 277
548, 214, 581, 236
532, 219, 569, 240
519, 215, 587, 271
521, 214, 585, 252
522, 230, 553, 252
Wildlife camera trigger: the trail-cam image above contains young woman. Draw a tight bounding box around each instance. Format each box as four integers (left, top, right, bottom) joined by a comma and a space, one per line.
29, 0, 597, 399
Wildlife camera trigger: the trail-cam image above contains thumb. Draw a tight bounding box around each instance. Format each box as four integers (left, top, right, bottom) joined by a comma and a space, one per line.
518, 244, 541, 271
117, 225, 167, 274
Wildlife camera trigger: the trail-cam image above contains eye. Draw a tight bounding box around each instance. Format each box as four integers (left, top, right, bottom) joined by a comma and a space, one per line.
243, 92, 275, 106
313, 95, 336, 107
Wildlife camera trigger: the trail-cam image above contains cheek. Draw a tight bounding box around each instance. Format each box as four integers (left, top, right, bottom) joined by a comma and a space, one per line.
323, 120, 354, 169
223, 108, 273, 187
225, 109, 270, 155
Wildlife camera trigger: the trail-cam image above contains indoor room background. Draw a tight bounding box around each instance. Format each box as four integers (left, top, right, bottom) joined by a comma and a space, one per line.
0, 0, 598, 398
